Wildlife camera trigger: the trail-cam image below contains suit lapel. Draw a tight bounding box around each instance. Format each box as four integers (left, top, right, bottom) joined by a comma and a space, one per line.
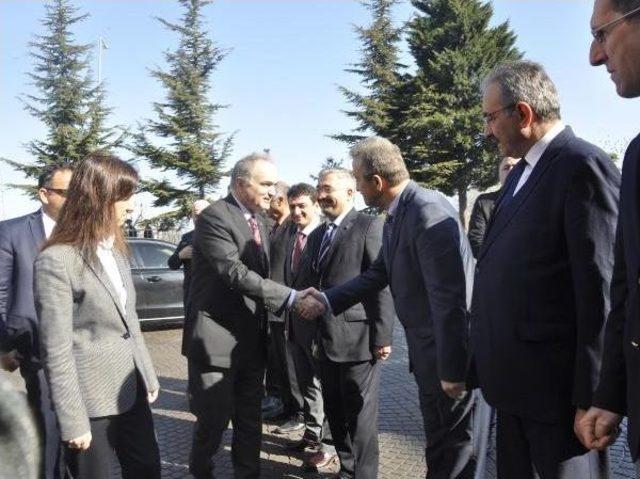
480, 127, 572, 260
80, 250, 127, 321
319, 208, 357, 274
29, 210, 46, 249
284, 229, 296, 285
384, 183, 413, 280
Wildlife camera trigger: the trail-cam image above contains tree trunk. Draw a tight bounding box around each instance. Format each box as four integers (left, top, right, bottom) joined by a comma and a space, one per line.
458, 187, 468, 232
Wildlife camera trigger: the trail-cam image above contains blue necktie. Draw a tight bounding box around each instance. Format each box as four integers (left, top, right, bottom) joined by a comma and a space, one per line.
317, 223, 336, 265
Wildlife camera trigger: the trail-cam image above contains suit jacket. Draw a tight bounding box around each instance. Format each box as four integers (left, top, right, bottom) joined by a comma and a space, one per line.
325, 182, 474, 391
268, 217, 296, 323
467, 190, 499, 259
168, 229, 194, 298
301, 208, 396, 362
185, 195, 291, 368
471, 127, 620, 424
34, 244, 159, 441
0, 210, 46, 369
593, 133, 640, 459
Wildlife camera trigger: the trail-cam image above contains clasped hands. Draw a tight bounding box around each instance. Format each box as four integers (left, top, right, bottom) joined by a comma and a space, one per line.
292, 287, 327, 320
574, 406, 622, 451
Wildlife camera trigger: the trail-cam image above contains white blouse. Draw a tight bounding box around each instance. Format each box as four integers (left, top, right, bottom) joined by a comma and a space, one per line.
96, 237, 127, 312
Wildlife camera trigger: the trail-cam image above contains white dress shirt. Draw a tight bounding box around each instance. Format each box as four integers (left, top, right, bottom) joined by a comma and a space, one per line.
513, 122, 565, 195
96, 237, 127, 312
42, 211, 56, 239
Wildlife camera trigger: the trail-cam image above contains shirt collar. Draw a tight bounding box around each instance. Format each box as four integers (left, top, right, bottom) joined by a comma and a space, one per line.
329, 206, 354, 228
523, 122, 565, 169
231, 192, 253, 220
98, 236, 115, 251
299, 218, 320, 236
387, 182, 410, 216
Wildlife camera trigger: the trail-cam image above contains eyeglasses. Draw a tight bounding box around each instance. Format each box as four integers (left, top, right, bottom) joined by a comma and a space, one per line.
591, 5, 640, 44
482, 104, 515, 125
43, 187, 68, 197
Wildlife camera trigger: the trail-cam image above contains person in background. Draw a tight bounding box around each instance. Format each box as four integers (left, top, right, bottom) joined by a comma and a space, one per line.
0, 163, 73, 479
265, 181, 305, 427
169, 198, 210, 356
34, 153, 161, 479
467, 156, 519, 258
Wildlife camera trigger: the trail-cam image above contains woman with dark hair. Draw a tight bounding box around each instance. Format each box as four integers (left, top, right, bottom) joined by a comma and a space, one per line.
34, 154, 161, 479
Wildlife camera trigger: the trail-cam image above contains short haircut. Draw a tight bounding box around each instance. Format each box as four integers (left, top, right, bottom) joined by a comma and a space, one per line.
611, 0, 640, 13
318, 168, 356, 189
350, 136, 410, 186
482, 60, 561, 122
273, 181, 290, 198
230, 152, 272, 185
37, 163, 74, 188
287, 182, 317, 203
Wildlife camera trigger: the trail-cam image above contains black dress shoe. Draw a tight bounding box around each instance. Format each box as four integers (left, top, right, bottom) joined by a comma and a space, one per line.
273, 417, 305, 434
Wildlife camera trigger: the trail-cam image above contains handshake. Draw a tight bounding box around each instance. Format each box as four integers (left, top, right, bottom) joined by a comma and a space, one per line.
291, 287, 328, 320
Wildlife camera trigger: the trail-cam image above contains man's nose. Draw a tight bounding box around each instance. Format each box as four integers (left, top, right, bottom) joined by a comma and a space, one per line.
589, 40, 606, 67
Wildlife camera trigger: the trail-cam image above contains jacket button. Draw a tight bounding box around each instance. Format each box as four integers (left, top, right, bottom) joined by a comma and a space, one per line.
632, 341, 639, 348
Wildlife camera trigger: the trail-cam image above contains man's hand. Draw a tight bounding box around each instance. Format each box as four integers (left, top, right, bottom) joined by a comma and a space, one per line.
441, 380, 467, 400
292, 288, 326, 320
148, 389, 159, 404
178, 245, 193, 260
67, 431, 92, 450
373, 345, 392, 361
574, 406, 622, 450
0, 350, 21, 372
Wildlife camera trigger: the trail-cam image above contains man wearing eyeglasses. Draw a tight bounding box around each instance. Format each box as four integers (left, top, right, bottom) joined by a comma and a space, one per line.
574, 0, 640, 473
471, 60, 620, 478
0, 163, 73, 479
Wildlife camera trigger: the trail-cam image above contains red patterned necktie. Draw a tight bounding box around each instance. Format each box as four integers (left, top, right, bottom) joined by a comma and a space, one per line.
292, 231, 306, 274
248, 216, 263, 249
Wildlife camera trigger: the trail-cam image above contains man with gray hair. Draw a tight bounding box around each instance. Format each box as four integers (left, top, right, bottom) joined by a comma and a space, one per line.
301, 137, 477, 478
574, 0, 640, 471
185, 152, 319, 478
471, 60, 620, 478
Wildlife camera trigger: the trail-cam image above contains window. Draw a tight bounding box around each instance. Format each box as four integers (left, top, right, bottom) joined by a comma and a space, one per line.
132, 242, 174, 269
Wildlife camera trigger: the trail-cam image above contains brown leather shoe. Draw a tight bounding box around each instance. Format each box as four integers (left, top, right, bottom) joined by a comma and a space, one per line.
304, 450, 338, 469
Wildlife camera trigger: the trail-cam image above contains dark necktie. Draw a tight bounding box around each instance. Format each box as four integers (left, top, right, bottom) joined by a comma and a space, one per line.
291, 231, 306, 274
383, 213, 394, 245
495, 160, 527, 213
317, 222, 336, 266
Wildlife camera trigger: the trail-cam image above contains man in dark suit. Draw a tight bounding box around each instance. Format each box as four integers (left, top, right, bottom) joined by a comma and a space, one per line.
301, 136, 477, 479
280, 183, 339, 468
467, 156, 518, 258
264, 181, 302, 424
473, 60, 620, 478
302, 167, 395, 478
170, 198, 209, 356
0, 163, 73, 479
575, 0, 640, 469
185, 153, 315, 479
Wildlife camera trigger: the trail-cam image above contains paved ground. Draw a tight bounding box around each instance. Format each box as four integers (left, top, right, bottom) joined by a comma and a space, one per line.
3, 322, 637, 478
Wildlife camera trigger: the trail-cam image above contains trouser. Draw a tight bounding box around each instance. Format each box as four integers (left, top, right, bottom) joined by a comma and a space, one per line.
23, 366, 64, 479
319, 358, 380, 479
289, 337, 332, 447
64, 379, 161, 479
188, 358, 264, 479
496, 410, 609, 479
267, 321, 303, 415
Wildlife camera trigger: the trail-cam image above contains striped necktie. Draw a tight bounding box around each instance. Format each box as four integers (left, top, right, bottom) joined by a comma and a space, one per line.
317, 222, 337, 265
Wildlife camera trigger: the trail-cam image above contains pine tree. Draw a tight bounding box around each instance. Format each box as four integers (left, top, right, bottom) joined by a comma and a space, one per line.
333, 0, 403, 144
310, 157, 344, 182
399, 0, 520, 223
1, 0, 122, 193
132, 0, 233, 229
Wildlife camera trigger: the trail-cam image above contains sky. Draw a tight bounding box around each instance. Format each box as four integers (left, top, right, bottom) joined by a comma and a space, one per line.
0, 0, 637, 222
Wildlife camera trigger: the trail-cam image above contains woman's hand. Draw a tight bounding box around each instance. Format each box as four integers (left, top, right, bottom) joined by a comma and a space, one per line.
67, 432, 92, 450
148, 389, 159, 404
